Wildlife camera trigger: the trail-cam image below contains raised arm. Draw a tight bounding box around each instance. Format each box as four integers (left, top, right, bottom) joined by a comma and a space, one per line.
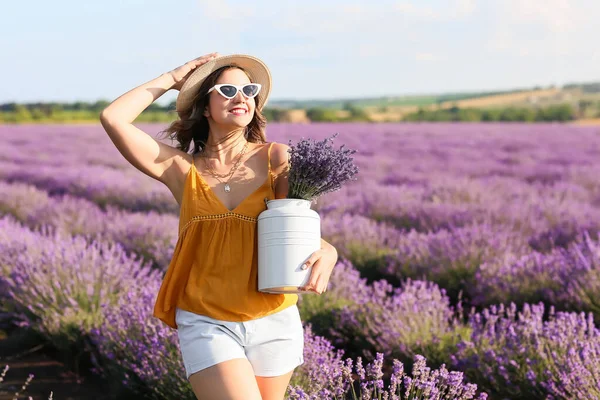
99, 52, 219, 184
99, 73, 180, 184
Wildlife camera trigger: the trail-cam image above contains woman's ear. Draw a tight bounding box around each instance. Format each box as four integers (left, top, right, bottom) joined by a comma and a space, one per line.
203, 107, 210, 118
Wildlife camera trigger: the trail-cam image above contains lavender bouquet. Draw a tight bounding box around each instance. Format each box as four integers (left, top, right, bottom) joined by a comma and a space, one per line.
286, 133, 359, 202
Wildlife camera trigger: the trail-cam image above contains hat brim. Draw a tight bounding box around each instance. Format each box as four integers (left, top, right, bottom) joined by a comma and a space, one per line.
175, 54, 272, 115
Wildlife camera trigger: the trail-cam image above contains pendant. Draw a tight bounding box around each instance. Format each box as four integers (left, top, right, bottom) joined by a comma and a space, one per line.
224, 183, 231, 193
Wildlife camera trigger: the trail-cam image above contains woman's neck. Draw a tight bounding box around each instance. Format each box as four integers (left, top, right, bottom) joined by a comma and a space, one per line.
200, 132, 248, 164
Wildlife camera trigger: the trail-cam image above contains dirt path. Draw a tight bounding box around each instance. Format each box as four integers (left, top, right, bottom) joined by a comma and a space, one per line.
0, 327, 112, 400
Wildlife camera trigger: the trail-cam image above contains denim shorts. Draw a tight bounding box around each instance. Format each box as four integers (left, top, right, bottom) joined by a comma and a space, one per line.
175, 304, 304, 379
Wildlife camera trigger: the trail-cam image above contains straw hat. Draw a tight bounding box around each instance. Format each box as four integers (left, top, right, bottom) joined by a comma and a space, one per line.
175, 53, 272, 115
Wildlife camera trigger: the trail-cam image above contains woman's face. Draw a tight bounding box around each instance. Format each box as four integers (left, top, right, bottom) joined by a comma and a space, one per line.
203, 68, 256, 129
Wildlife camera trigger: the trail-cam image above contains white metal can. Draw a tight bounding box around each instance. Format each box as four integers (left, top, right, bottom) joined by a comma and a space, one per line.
257, 198, 321, 293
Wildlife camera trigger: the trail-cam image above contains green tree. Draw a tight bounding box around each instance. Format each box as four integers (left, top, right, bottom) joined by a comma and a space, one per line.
578, 99, 594, 118
262, 107, 288, 122
499, 107, 521, 122
340, 101, 370, 121
520, 108, 537, 122
457, 108, 482, 122
347, 107, 370, 122
91, 100, 111, 112
14, 105, 33, 122
341, 101, 355, 111
306, 107, 339, 122
31, 108, 46, 120
536, 104, 574, 121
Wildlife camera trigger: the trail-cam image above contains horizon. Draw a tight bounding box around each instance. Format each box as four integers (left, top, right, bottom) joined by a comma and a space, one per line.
2, 79, 588, 107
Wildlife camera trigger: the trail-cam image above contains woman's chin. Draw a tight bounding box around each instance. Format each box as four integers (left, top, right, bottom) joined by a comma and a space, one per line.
216, 119, 250, 129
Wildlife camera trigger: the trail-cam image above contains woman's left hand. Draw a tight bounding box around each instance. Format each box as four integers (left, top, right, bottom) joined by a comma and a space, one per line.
299, 243, 338, 294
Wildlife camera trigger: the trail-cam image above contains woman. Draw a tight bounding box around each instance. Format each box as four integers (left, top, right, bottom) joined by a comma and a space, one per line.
99, 52, 338, 400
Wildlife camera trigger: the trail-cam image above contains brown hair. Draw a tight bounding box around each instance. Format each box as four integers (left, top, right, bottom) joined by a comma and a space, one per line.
157, 65, 267, 154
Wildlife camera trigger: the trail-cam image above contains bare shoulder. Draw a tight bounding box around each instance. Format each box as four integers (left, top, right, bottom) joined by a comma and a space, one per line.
269, 141, 290, 173
268, 141, 290, 199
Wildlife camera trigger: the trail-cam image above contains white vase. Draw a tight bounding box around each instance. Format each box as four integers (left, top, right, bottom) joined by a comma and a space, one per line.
257, 198, 321, 294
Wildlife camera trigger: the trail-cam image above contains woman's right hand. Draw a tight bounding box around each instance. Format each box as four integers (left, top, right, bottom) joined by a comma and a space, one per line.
168, 52, 221, 91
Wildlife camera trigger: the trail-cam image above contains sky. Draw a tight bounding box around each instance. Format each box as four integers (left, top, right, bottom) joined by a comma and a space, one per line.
2, 0, 599, 106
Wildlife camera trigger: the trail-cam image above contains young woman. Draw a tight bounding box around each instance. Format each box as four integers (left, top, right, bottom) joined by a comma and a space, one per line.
99, 52, 338, 400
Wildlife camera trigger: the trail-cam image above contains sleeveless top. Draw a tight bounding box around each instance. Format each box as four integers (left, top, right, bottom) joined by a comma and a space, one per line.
153, 142, 298, 329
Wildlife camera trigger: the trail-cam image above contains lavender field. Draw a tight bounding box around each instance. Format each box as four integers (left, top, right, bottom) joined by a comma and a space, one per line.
2, 122, 600, 399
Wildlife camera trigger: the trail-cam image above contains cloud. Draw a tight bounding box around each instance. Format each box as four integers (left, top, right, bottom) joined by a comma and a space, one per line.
393, 2, 438, 20
506, 0, 589, 33
266, 42, 323, 60
198, 0, 256, 21
485, 0, 599, 57
196, 0, 476, 63
393, 0, 477, 21
253, 0, 477, 62
195, 0, 260, 50
415, 53, 439, 61
454, 0, 477, 17
271, 0, 478, 38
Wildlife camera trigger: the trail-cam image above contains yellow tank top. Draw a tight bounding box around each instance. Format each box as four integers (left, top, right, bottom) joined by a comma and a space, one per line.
153, 141, 298, 329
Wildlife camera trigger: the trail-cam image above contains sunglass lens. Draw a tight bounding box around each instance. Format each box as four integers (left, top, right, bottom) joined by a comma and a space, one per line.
219, 85, 238, 98
243, 84, 260, 98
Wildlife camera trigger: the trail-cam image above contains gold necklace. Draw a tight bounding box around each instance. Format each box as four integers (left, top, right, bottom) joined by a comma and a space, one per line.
200, 141, 249, 193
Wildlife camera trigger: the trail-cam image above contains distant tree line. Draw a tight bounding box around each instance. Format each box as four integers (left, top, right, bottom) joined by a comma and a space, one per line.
303, 101, 370, 122
2, 99, 600, 124
402, 103, 599, 122
0, 101, 177, 123
563, 82, 600, 93
0, 100, 372, 123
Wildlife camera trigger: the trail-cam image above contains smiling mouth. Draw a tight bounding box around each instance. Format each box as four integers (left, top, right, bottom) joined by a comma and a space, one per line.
230, 109, 248, 115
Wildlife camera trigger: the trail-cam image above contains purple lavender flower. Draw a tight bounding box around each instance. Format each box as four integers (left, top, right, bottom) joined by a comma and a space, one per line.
290, 345, 488, 399
0, 180, 180, 270
288, 323, 349, 398
1, 216, 161, 347
452, 302, 600, 399
88, 280, 192, 399
287, 133, 359, 202
472, 231, 600, 320
328, 277, 460, 365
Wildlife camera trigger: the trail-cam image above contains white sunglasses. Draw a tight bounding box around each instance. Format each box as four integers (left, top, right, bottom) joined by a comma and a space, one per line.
207, 83, 262, 99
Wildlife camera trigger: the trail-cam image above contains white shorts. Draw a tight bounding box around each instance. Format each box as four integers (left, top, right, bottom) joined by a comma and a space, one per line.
175, 304, 304, 379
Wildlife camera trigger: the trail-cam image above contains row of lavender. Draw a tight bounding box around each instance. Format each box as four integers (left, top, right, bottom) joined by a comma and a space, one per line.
0, 214, 490, 399
0, 169, 600, 322
0, 211, 600, 399
2, 210, 599, 399
2, 123, 599, 217
2, 177, 599, 323
0, 173, 600, 318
